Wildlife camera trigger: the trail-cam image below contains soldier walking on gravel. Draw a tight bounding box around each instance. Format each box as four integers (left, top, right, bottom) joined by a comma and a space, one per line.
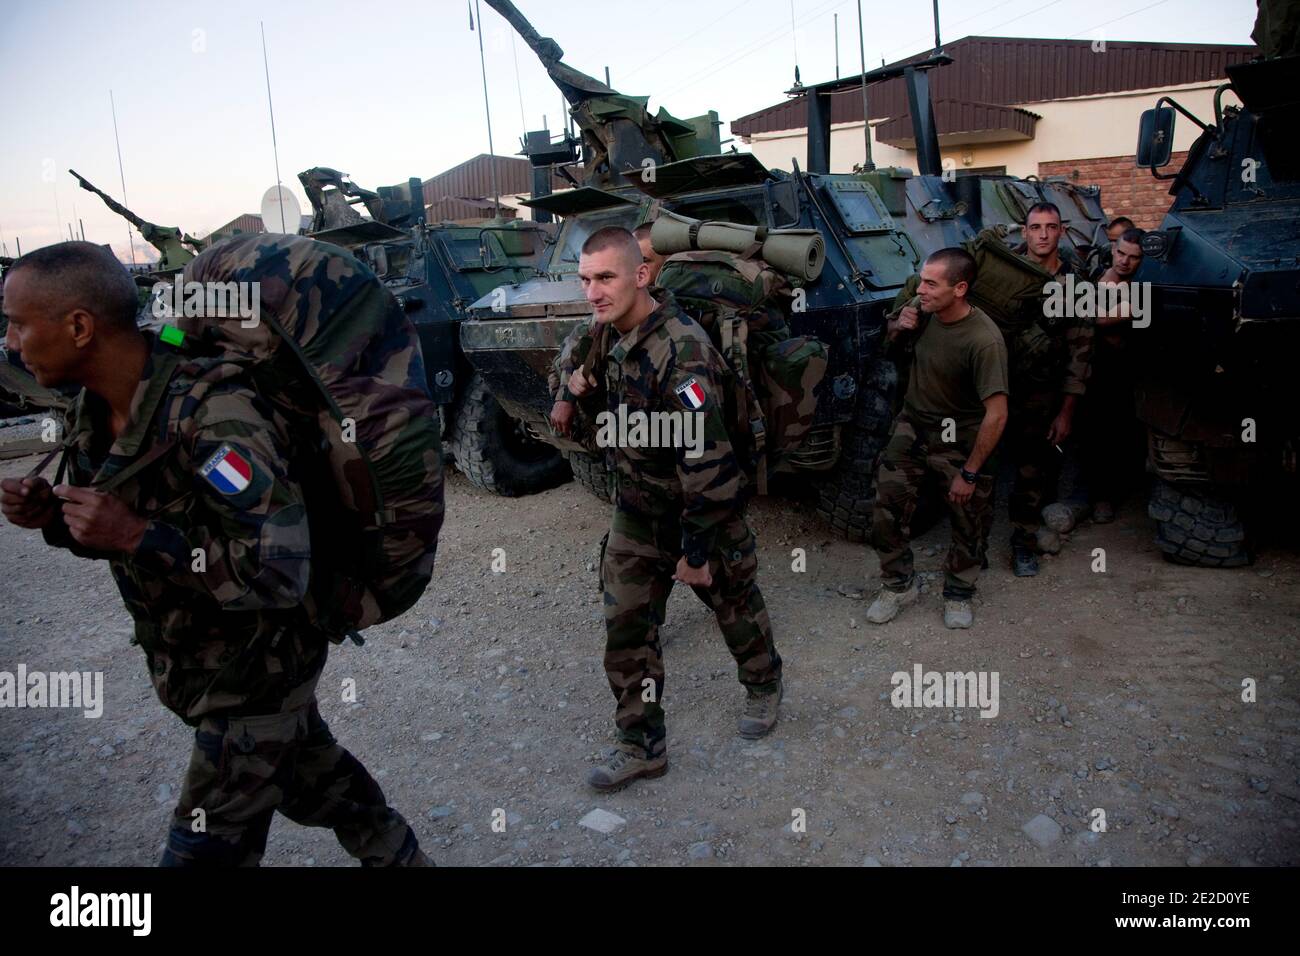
571, 226, 783, 792
0, 242, 429, 867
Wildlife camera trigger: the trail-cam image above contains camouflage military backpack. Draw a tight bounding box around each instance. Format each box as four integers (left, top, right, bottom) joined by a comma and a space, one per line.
656, 250, 828, 489
891, 227, 1055, 332
171, 234, 444, 642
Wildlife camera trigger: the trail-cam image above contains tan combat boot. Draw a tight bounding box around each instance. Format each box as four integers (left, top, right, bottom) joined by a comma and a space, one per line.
943, 599, 974, 629
866, 582, 919, 624
738, 681, 783, 739
586, 745, 668, 792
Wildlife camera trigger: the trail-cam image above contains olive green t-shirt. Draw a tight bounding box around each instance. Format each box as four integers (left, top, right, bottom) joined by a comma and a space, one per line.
902, 304, 1009, 444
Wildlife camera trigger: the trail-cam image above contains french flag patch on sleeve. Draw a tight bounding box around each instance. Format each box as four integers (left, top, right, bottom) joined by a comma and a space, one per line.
200, 443, 253, 495
675, 377, 706, 410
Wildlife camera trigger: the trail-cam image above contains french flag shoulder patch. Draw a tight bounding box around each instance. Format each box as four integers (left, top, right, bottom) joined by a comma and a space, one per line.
199, 443, 253, 495
674, 377, 706, 410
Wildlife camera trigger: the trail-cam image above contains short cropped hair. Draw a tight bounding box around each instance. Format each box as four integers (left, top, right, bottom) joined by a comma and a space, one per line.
632, 222, 654, 240
1109, 216, 1135, 231
1118, 227, 1145, 247
1026, 201, 1062, 223
581, 226, 642, 270
925, 247, 977, 290
7, 241, 138, 330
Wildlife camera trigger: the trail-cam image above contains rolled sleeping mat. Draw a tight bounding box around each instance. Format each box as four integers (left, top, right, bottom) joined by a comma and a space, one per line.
651, 210, 825, 283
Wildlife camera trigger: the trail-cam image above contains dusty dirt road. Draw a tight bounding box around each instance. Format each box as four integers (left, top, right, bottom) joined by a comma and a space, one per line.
1, 447, 1297, 867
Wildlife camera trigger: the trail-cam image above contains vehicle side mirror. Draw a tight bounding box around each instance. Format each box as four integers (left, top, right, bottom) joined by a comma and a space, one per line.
1136, 107, 1176, 169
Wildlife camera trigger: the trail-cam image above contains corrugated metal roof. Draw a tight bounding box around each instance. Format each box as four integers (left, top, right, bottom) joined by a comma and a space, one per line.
204, 212, 313, 241
422, 154, 532, 222
422, 153, 569, 222
731, 35, 1258, 137
876, 99, 1039, 147
206, 213, 264, 239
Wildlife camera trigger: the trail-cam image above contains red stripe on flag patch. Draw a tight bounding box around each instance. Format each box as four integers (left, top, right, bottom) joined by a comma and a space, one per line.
675, 377, 706, 410
224, 449, 251, 481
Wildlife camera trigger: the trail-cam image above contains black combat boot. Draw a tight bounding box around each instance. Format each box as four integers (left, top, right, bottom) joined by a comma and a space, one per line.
1012, 544, 1039, 577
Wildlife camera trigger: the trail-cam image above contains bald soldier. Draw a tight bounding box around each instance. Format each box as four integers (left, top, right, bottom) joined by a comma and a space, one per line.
549, 222, 665, 439
0, 242, 428, 866
571, 226, 783, 792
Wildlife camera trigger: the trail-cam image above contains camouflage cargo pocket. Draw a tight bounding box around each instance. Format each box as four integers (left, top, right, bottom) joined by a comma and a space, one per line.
756, 336, 827, 462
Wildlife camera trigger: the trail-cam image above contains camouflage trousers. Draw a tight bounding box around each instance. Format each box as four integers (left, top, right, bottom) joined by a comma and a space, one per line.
1003, 387, 1064, 546
870, 416, 996, 599
601, 507, 782, 759
160, 656, 421, 867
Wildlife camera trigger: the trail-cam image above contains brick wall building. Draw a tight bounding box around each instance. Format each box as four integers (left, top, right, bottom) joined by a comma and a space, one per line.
1038, 153, 1189, 229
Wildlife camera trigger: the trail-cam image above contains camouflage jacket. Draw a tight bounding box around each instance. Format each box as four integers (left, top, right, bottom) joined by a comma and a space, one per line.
600, 290, 741, 567
552, 315, 607, 404
1012, 247, 1094, 397
42, 331, 322, 724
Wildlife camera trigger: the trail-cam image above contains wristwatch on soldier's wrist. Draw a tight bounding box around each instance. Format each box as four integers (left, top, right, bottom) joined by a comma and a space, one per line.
960, 467, 979, 485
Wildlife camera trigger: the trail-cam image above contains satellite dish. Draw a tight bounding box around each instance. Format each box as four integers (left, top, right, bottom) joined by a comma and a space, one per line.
259, 185, 303, 235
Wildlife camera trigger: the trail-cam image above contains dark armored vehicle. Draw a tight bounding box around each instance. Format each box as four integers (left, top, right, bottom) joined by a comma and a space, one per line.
1133, 25, 1300, 566
296, 167, 568, 496
460, 0, 1108, 539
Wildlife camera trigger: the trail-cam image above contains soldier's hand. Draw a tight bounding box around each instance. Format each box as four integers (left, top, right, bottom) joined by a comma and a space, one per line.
549, 399, 575, 436
887, 306, 919, 341
672, 555, 712, 588
568, 369, 597, 398
53, 484, 148, 553
947, 472, 975, 507
1046, 409, 1073, 444
0, 477, 58, 529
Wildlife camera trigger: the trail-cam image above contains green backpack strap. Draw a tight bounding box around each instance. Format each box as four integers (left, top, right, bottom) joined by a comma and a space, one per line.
720, 314, 769, 496
96, 352, 188, 494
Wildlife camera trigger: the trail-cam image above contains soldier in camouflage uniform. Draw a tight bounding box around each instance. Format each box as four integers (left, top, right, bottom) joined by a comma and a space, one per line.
549, 223, 663, 440
1004, 201, 1093, 577
568, 227, 782, 792
0, 242, 428, 866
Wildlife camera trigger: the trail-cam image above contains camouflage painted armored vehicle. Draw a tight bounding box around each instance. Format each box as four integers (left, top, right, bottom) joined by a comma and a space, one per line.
297, 166, 569, 496
460, 1, 1108, 539
1130, 8, 1300, 566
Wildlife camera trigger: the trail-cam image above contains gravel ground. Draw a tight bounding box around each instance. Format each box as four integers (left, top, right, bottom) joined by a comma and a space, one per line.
1, 444, 1297, 867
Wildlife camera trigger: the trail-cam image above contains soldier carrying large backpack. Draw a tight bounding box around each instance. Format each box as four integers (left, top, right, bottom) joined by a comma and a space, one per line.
0, 236, 443, 866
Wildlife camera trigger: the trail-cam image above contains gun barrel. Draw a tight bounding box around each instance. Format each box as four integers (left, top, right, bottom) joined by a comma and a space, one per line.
482, 0, 609, 105
68, 168, 147, 230
483, 0, 563, 63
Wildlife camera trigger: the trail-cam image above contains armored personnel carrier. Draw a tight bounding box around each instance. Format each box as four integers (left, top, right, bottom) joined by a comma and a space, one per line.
1132, 17, 1300, 566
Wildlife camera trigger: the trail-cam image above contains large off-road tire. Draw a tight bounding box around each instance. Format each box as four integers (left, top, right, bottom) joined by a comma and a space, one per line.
815, 359, 897, 542
565, 449, 615, 504
447, 373, 570, 497
1147, 479, 1252, 568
